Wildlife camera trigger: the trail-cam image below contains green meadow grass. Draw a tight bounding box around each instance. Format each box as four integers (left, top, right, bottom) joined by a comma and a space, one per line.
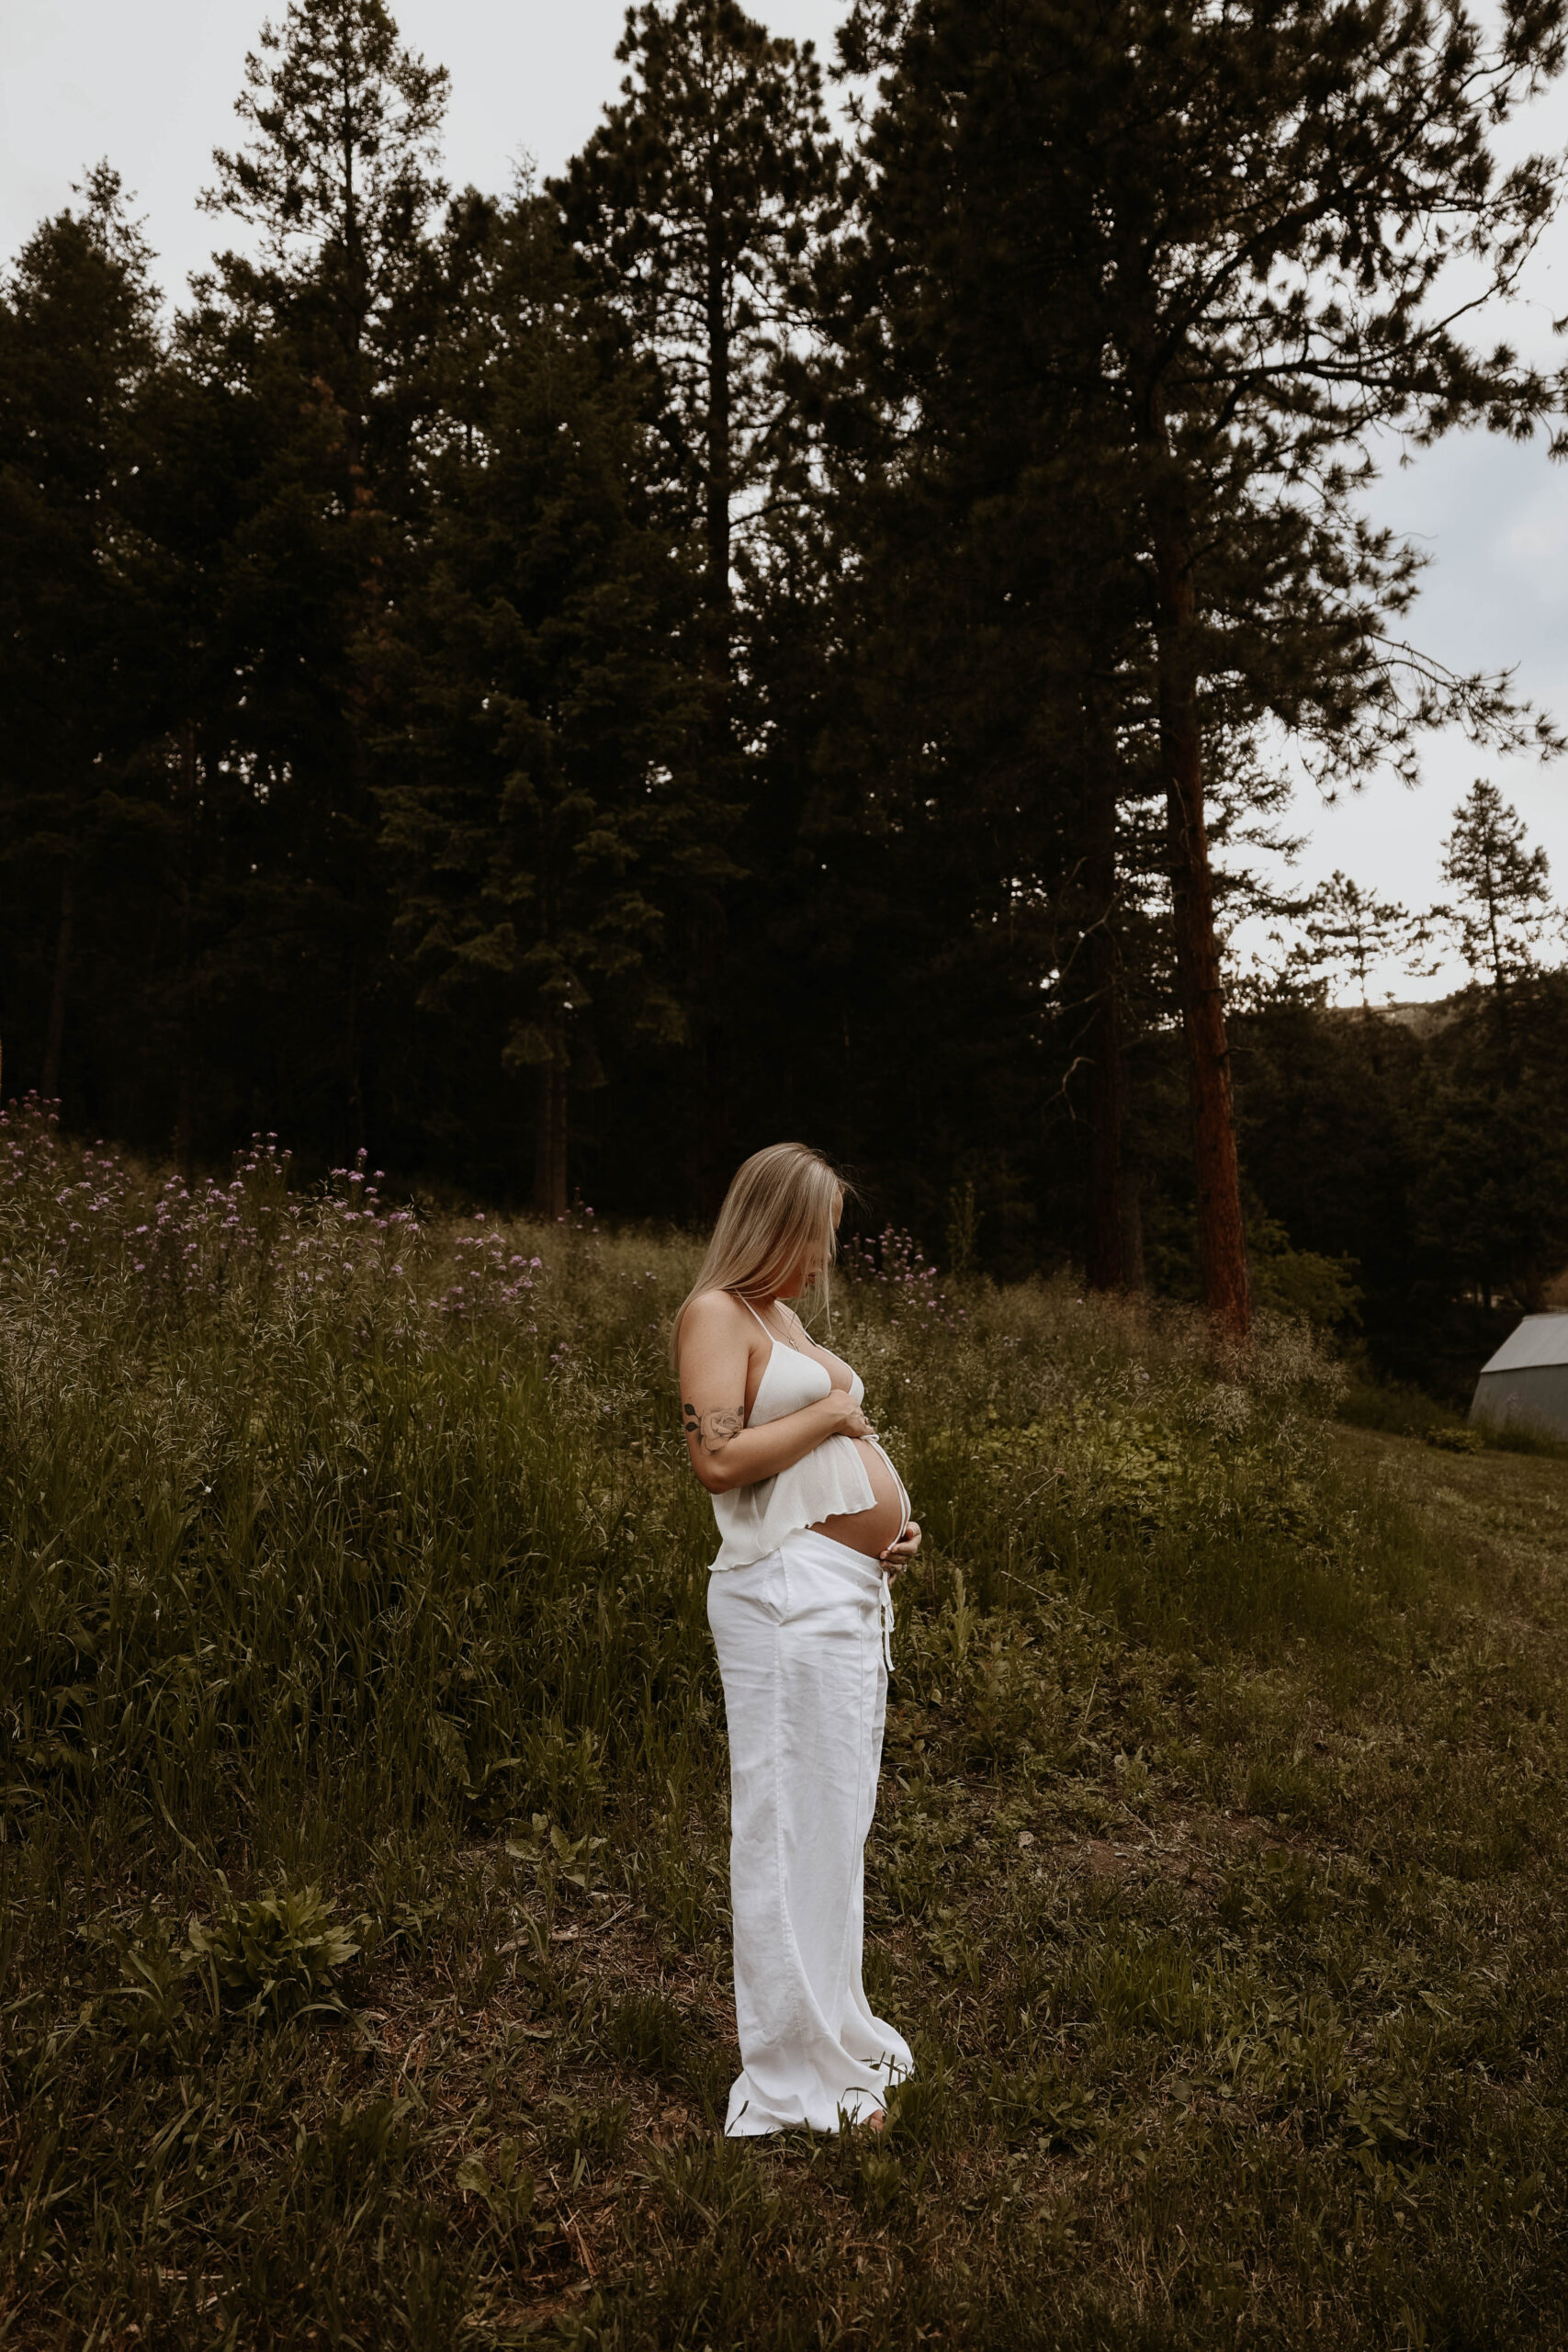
3, 1102, 1567, 2347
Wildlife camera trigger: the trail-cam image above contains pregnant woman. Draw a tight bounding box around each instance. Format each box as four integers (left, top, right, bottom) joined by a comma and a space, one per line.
674, 1142, 919, 2135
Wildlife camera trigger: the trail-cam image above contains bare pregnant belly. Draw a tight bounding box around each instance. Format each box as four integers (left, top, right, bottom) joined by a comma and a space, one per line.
812, 1436, 907, 1558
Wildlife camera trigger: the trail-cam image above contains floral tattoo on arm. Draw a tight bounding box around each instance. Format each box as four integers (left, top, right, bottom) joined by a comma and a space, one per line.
682, 1401, 744, 1456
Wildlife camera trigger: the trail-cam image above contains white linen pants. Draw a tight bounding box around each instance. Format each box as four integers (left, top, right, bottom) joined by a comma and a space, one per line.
707, 1528, 914, 2136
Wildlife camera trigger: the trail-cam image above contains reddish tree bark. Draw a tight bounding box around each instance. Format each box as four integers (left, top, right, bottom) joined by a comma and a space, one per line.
1144, 390, 1251, 1339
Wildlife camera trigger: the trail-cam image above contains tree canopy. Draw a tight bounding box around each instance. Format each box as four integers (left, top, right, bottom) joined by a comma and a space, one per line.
2, 0, 1566, 1381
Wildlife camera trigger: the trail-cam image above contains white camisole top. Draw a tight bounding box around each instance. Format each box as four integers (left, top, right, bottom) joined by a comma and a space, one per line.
708, 1296, 911, 1574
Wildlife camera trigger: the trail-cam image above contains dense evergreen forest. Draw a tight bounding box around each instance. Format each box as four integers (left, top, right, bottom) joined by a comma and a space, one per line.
3, 0, 1566, 1391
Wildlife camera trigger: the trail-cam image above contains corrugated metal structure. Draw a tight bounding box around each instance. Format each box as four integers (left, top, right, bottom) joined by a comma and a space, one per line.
1471, 1314, 1568, 1438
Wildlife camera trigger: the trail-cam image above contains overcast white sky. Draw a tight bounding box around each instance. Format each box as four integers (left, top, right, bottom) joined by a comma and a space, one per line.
5, 0, 1568, 1000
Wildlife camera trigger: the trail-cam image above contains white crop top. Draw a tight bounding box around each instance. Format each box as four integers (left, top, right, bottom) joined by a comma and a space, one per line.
707, 1296, 910, 1574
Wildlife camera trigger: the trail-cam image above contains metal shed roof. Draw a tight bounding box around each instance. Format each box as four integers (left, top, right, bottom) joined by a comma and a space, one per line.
1478, 1313, 1568, 1376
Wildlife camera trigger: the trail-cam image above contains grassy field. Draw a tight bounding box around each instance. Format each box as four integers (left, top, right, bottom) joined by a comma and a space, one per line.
4, 1101, 1568, 2348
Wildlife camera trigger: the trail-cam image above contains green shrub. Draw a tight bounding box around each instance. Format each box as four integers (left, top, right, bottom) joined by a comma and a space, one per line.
185, 1881, 362, 2024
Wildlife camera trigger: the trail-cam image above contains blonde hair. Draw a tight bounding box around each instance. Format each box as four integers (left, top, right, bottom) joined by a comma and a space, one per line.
672, 1143, 853, 1362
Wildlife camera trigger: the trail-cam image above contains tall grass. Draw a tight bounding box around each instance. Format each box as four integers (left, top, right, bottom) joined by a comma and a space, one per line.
1, 1100, 1370, 1867
5, 1100, 1563, 2346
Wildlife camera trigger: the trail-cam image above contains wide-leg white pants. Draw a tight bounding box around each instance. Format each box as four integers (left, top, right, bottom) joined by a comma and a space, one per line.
707, 1529, 914, 2136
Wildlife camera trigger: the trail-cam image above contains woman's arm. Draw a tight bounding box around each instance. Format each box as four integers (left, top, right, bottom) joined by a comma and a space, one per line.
677, 1292, 869, 1495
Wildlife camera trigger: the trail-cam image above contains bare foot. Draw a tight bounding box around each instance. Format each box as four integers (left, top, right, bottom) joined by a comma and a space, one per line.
865, 2108, 886, 2132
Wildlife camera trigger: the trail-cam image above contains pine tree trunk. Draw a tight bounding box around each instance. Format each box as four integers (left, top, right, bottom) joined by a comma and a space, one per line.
344, 945, 365, 1153
705, 210, 732, 713
1142, 392, 1250, 1339
694, 194, 734, 1214
1087, 981, 1127, 1292
173, 724, 197, 1182
1122, 1163, 1146, 1291
341, 718, 370, 1157
1083, 695, 1126, 1292
535, 1057, 569, 1221
693, 912, 730, 1217
41, 862, 75, 1102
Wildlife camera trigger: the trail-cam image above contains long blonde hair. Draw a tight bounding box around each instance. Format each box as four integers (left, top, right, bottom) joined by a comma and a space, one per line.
672, 1143, 852, 1362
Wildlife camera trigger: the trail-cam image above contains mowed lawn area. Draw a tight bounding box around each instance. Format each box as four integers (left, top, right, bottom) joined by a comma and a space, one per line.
3, 1108, 1567, 2348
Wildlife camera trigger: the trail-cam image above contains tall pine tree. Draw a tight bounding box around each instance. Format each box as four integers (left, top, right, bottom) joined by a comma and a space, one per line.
376, 196, 714, 1215
553, 2, 841, 1204
186, 0, 451, 1149
840, 0, 1566, 1332
0, 167, 162, 1109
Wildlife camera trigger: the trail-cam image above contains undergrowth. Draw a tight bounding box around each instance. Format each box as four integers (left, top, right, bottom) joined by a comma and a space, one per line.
3, 1100, 1566, 2347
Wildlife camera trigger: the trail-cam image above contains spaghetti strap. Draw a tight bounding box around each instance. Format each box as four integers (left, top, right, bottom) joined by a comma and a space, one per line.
730, 1291, 775, 1340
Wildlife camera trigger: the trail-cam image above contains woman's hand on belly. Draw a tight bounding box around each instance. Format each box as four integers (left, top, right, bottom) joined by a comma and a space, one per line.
878, 1518, 920, 1577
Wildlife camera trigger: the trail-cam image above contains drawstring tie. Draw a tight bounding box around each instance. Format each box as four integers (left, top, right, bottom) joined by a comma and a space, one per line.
879, 1570, 896, 1673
